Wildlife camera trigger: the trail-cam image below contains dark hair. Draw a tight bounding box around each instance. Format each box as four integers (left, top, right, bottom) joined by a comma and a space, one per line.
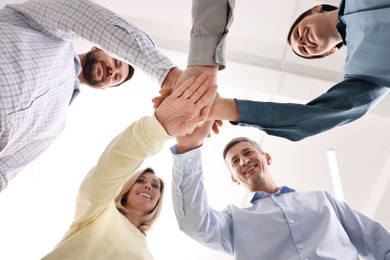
287, 4, 343, 59
223, 137, 264, 160
114, 64, 135, 87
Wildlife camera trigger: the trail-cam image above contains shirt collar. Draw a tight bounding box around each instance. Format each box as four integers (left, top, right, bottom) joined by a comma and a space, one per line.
249, 186, 295, 203
336, 0, 347, 45
69, 54, 82, 105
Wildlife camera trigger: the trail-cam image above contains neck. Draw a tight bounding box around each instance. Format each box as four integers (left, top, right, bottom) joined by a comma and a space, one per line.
259, 185, 278, 194
251, 179, 278, 194
124, 210, 145, 231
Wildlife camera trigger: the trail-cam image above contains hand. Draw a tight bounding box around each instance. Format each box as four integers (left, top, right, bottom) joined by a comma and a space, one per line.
161, 67, 182, 89
173, 66, 218, 90
173, 66, 218, 119
176, 120, 215, 154
153, 66, 218, 109
211, 120, 223, 135
156, 73, 217, 137
208, 93, 239, 122
152, 86, 172, 109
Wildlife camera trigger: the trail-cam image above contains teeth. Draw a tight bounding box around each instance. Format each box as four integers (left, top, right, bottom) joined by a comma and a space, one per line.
244, 165, 255, 174
139, 193, 151, 199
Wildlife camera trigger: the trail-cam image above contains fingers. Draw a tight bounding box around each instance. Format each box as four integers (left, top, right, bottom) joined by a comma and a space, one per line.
152, 96, 164, 109
195, 84, 217, 118
181, 73, 209, 100
170, 76, 196, 98
172, 73, 209, 100
211, 120, 223, 135
186, 73, 214, 103
159, 87, 172, 96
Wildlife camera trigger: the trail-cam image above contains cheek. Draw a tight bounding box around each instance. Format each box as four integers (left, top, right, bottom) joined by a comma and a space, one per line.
153, 191, 161, 204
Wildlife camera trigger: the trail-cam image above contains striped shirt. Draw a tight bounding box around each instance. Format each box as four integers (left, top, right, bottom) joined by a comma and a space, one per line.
0, 0, 175, 191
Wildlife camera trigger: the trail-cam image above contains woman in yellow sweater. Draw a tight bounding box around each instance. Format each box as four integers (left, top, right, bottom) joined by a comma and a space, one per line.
42, 73, 216, 259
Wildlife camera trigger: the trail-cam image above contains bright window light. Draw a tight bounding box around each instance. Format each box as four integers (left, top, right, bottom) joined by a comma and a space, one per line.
326, 149, 345, 201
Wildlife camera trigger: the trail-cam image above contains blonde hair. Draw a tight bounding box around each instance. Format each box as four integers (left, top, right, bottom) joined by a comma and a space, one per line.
114, 168, 164, 235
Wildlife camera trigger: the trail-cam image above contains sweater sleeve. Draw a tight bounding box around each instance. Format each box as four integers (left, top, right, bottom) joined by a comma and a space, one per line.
70, 114, 171, 233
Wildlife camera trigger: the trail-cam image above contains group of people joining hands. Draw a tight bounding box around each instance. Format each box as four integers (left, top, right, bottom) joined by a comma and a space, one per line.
1, 0, 390, 258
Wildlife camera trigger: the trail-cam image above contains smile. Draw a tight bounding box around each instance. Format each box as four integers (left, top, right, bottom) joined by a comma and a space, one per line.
138, 192, 151, 199
243, 165, 257, 175
306, 29, 316, 46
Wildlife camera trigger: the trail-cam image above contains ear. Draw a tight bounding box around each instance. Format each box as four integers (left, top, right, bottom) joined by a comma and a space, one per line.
326, 46, 339, 56
265, 153, 272, 165
231, 175, 240, 185
311, 5, 323, 14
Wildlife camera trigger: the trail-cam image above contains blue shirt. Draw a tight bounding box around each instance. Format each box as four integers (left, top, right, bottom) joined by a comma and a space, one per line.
234, 0, 390, 141
171, 146, 390, 260
0, 0, 175, 191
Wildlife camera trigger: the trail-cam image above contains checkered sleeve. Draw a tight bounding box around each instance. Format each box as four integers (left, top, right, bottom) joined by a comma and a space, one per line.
10, 0, 175, 85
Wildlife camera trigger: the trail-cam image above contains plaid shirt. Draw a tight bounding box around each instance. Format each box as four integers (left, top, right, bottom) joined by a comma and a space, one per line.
0, 0, 175, 191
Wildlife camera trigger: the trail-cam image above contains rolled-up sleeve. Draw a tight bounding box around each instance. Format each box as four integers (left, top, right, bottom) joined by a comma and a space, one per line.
188, 0, 235, 69
235, 78, 390, 141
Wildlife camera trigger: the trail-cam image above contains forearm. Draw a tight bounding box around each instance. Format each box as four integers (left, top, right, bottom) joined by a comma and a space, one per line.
189, 0, 235, 69
236, 79, 389, 141
209, 97, 239, 121
171, 146, 233, 254
10, 0, 175, 84
77, 115, 171, 217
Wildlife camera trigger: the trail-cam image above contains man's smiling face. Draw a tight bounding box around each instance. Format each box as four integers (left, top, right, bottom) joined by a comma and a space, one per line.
82, 47, 129, 89
225, 141, 271, 192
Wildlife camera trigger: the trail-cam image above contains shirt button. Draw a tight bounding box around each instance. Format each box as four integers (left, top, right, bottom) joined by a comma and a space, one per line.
289, 219, 295, 224
298, 245, 304, 249
186, 158, 192, 163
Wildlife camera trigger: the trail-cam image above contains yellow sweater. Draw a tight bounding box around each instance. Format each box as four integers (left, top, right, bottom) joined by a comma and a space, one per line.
42, 114, 171, 259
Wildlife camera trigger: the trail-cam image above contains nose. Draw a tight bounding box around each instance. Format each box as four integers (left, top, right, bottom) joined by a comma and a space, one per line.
144, 184, 151, 190
239, 157, 249, 166
107, 66, 119, 78
298, 36, 306, 46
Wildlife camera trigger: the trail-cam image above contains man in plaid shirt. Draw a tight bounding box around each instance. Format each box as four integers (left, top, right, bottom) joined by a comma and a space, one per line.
0, 0, 180, 192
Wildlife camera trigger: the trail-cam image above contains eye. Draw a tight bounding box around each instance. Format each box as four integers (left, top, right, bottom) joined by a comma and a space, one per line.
232, 159, 239, 167
244, 150, 253, 156
136, 178, 145, 184
152, 183, 160, 190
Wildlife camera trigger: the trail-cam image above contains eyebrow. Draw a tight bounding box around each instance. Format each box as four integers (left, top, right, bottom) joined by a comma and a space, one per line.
140, 175, 160, 184
230, 148, 252, 164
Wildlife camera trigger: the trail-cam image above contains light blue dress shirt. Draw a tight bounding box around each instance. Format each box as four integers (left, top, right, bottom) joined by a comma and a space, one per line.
234, 0, 390, 141
0, 0, 175, 191
171, 145, 390, 260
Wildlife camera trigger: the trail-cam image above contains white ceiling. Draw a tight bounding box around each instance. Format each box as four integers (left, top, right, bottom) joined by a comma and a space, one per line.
0, 0, 389, 259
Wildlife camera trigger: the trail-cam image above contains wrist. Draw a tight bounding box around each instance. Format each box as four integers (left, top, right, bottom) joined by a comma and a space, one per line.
161, 67, 182, 88
212, 98, 239, 121
176, 143, 202, 154
188, 65, 218, 73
